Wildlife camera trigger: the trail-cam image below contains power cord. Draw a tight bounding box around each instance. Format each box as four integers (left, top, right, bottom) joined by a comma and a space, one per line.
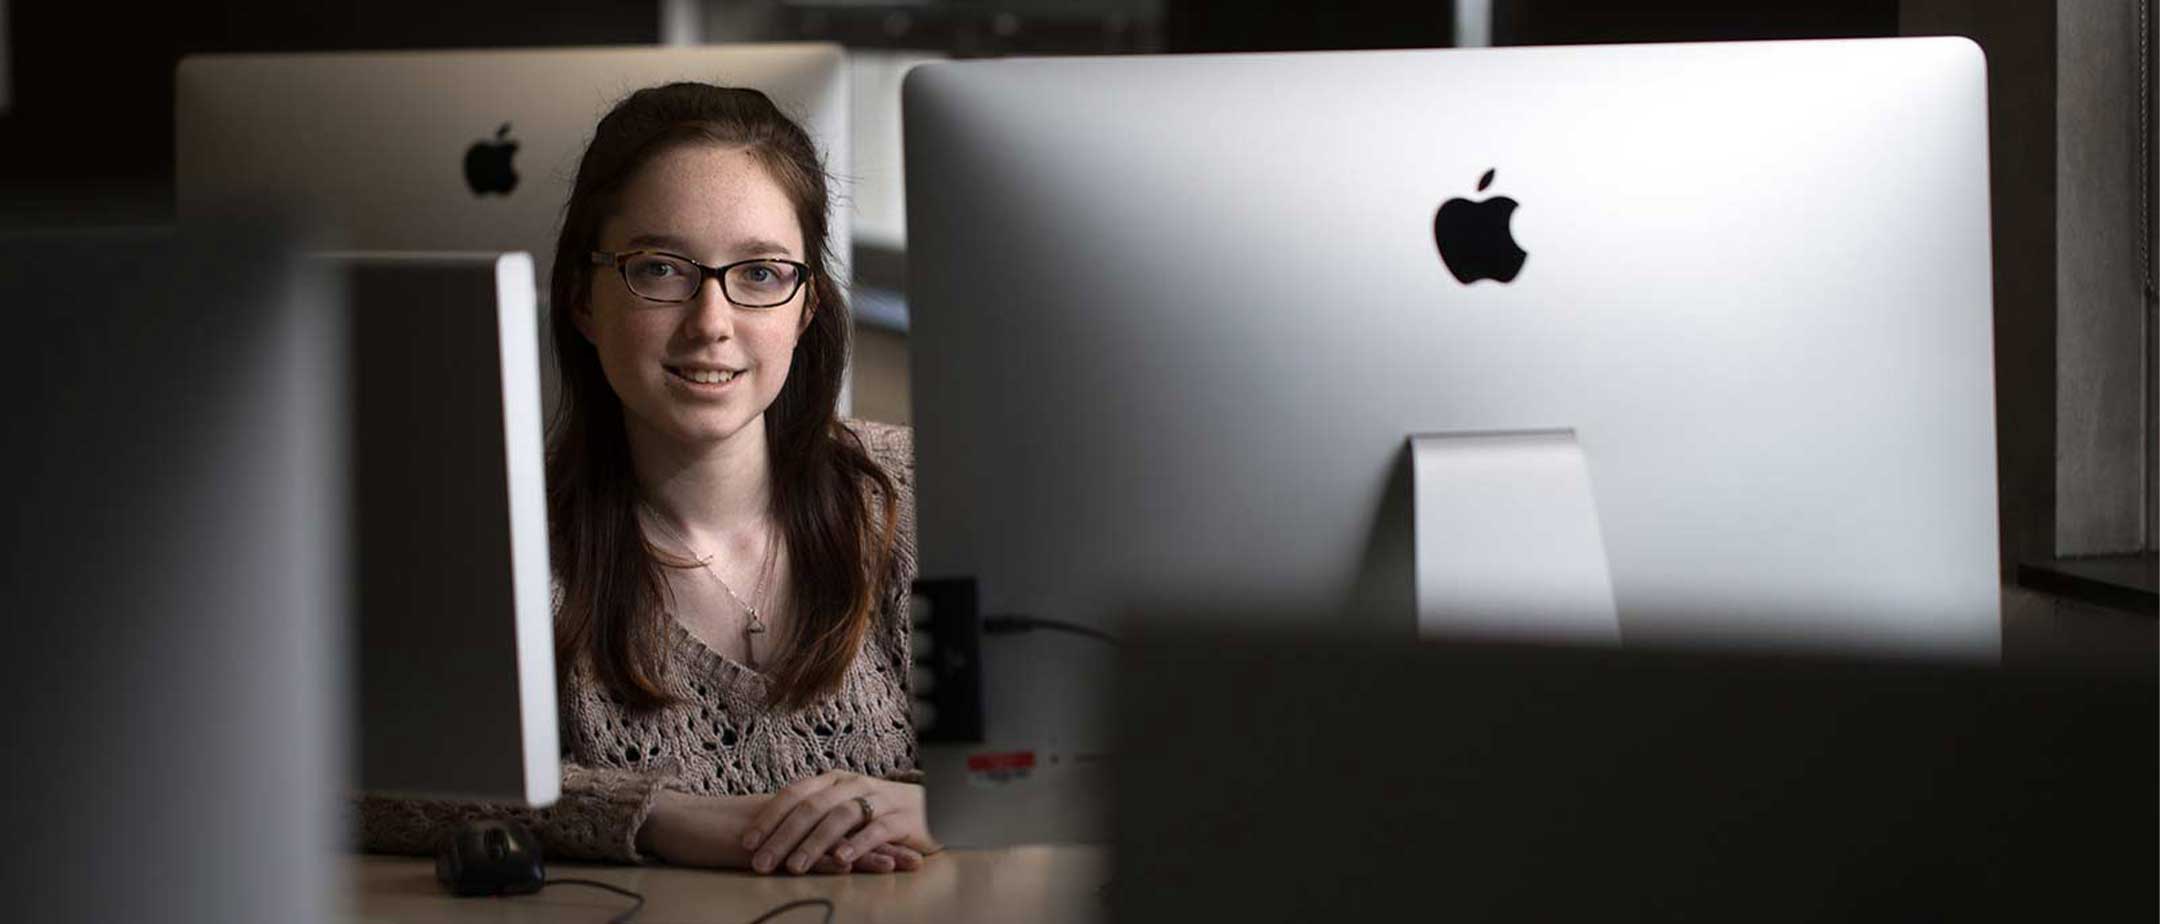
2141, 0, 2152, 307
983, 615, 1123, 646
2142, 0, 2157, 550
536, 881, 833, 924
743, 898, 837, 924
541, 879, 645, 924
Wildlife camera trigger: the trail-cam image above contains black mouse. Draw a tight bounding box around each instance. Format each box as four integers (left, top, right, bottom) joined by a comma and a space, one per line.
435, 819, 546, 896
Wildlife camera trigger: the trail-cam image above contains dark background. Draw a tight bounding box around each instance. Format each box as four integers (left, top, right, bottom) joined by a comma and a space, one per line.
0, 0, 1906, 222
0, 0, 654, 223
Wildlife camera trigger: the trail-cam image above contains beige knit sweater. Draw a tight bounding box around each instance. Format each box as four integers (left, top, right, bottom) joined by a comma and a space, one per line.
356, 420, 922, 863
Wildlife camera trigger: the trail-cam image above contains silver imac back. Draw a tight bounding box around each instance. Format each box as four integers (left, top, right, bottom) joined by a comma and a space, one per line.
904, 39, 1999, 844
337, 252, 559, 806
907, 37, 1998, 654
176, 43, 850, 299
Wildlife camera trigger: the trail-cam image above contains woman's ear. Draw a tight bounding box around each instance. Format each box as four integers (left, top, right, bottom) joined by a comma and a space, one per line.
797, 289, 817, 336
572, 298, 597, 345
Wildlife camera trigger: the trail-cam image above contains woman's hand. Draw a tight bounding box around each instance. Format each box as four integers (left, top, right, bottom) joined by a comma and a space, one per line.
741, 772, 941, 875
636, 789, 762, 869
638, 788, 928, 874
848, 843, 931, 873
794, 842, 930, 875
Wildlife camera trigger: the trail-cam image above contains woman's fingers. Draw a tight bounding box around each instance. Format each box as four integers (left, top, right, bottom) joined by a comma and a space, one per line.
790, 801, 872, 873
743, 773, 841, 853
872, 843, 925, 871
751, 777, 878, 874
806, 848, 901, 876
740, 773, 938, 875
835, 843, 914, 874
851, 850, 897, 873
748, 781, 849, 872
790, 843, 913, 875
833, 817, 900, 868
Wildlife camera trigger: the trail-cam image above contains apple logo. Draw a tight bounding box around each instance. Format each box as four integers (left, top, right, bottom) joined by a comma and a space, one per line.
464, 123, 520, 197
1432, 168, 1527, 284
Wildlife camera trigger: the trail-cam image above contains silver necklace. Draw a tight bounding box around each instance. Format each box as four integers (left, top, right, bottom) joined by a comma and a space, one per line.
641, 503, 778, 669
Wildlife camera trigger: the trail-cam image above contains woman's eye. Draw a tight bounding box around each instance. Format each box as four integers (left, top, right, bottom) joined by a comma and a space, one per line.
741, 266, 776, 284
635, 260, 681, 278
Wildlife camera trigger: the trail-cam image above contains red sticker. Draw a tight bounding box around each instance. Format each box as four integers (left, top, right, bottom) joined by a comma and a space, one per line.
966, 750, 1037, 772
964, 750, 1037, 785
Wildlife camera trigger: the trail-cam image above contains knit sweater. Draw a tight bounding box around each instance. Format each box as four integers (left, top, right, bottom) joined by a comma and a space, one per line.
355, 420, 922, 863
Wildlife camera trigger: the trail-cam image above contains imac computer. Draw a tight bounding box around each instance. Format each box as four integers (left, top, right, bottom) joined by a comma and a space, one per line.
176, 44, 854, 411
175, 44, 849, 296
902, 38, 1998, 845
1, 232, 561, 918
1111, 628, 2153, 920
331, 252, 559, 806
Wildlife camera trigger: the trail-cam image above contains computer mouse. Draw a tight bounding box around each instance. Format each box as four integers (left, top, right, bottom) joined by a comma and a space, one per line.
435, 819, 546, 896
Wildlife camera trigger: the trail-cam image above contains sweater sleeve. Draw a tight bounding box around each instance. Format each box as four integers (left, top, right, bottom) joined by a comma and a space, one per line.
352, 761, 666, 863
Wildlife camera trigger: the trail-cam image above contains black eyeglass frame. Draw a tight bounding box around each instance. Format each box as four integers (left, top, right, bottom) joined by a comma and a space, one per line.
589, 250, 813, 308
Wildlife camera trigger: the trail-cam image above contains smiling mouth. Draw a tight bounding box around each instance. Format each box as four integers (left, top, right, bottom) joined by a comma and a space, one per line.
667, 366, 742, 385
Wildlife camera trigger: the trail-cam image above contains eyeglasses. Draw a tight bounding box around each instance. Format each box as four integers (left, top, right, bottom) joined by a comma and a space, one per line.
590, 250, 811, 308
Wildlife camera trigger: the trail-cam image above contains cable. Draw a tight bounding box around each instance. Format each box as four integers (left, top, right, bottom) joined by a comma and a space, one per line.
2142, 0, 2151, 305
542, 878, 646, 924
983, 615, 1123, 646
538, 882, 833, 924
2144, 0, 2157, 550
743, 897, 837, 924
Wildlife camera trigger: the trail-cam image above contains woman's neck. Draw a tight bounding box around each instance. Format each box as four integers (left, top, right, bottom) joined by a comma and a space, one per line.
626, 415, 777, 551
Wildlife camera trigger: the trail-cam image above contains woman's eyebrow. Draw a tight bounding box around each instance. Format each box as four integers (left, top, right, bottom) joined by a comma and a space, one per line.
730, 238, 798, 258
624, 232, 693, 251
623, 232, 797, 259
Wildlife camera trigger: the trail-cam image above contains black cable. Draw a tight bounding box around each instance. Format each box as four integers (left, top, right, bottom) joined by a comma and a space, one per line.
2143, 0, 2152, 305
539, 881, 832, 924
2143, 0, 2157, 552
743, 897, 837, 924
542, 878, 646, 924
983, 615, 1122, 646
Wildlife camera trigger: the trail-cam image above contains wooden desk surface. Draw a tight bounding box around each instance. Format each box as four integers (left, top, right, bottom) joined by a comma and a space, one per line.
346, 846, 1110, 924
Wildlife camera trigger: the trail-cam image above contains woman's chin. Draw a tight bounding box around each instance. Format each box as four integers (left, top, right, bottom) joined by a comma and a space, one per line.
663, 412, 763, 449
620, 402, 760, 451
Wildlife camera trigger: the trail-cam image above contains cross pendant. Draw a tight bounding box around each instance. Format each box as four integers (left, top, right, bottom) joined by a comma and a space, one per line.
742, 615, 765, 670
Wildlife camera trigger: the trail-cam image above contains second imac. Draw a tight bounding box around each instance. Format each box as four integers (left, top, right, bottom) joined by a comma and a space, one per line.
902, 37, 1999, 844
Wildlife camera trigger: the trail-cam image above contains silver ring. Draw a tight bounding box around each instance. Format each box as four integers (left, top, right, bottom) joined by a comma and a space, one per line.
853, 795, 875, 827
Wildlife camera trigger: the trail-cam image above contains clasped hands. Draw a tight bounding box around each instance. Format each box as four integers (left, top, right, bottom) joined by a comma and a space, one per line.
640, 771, 941, 875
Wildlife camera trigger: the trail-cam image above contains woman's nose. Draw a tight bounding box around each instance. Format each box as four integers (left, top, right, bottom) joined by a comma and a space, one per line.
682, 277, 734, 341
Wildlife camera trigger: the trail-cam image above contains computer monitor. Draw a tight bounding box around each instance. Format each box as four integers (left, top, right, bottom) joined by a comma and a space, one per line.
1112, 625, 2154, 921
332, 252, 559, 806
176, 44, 852, 411
176, 44, 849, 296
1, 225, 346, 923
903, 38, 1998, 843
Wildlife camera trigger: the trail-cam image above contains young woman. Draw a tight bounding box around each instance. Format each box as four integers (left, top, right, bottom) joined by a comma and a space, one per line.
361, 83, 939, 875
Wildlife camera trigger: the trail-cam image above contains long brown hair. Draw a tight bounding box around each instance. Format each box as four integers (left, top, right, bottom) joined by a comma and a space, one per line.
547, 83, 897, 713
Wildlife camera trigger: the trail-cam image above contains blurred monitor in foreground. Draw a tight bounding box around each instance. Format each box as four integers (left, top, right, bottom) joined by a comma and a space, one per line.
904, 38, 1999, 845
1113, 626, 2155, 921
0, 226, 345, 923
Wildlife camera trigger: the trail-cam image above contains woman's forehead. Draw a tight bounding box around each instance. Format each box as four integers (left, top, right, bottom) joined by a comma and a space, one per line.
602, 144, 805, 259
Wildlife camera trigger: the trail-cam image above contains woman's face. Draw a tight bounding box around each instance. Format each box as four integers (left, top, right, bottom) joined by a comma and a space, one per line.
578, 143, 812, 453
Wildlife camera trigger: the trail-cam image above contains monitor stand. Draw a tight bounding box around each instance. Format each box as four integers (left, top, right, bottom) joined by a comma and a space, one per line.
1408, 430, 1620, 644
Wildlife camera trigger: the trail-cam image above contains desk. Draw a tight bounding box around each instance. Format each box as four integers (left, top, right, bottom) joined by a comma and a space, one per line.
347, 846, 1110, 924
